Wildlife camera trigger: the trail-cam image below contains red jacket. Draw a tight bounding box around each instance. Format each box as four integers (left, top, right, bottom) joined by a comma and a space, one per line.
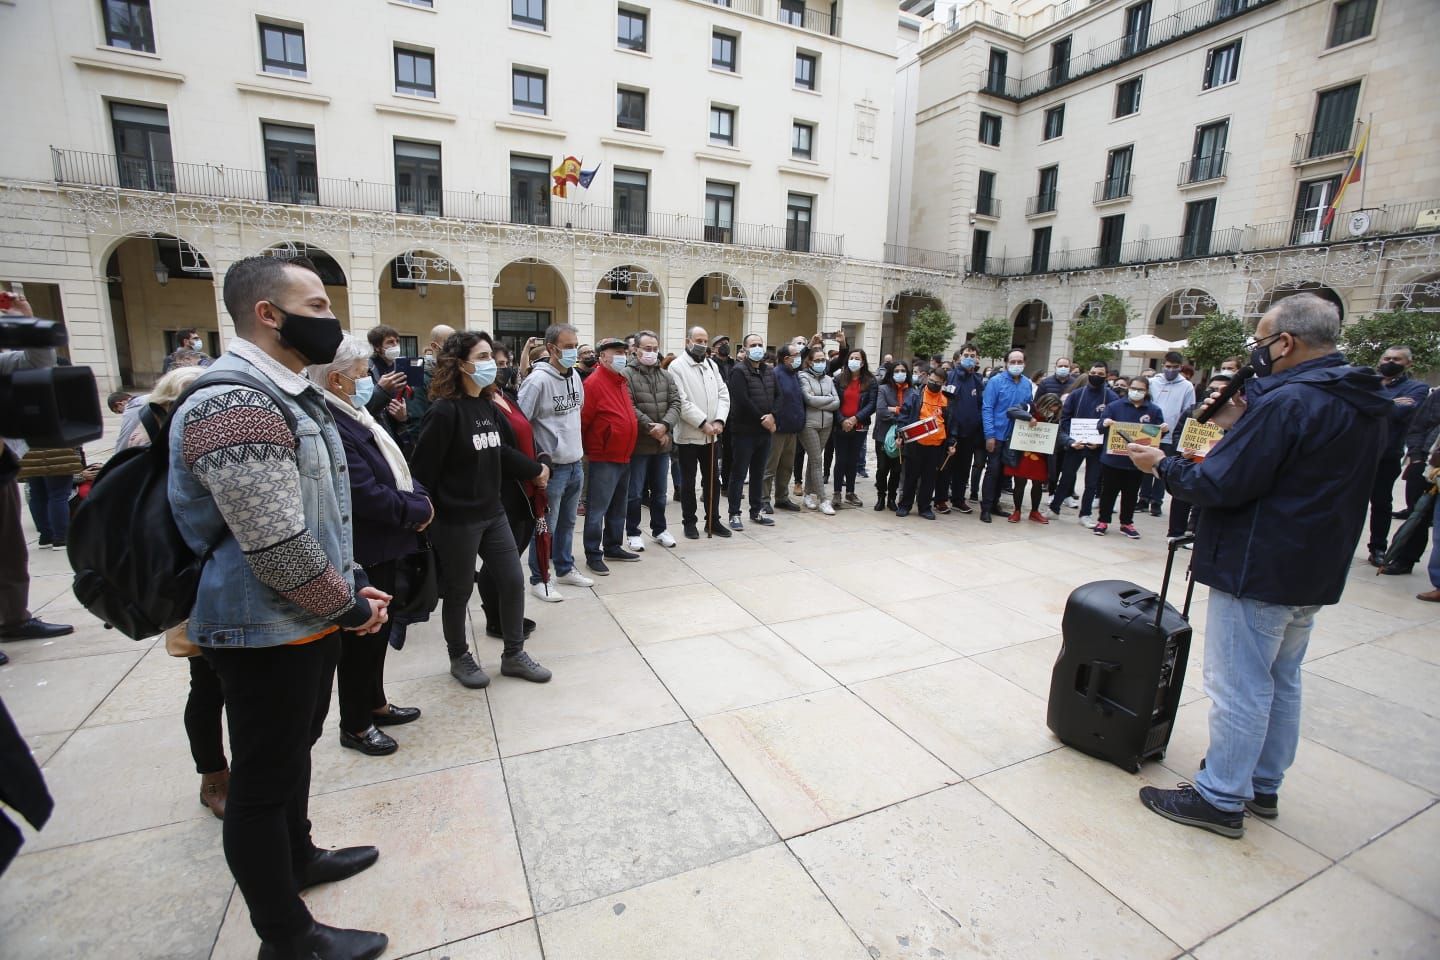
581, 364, 639, 463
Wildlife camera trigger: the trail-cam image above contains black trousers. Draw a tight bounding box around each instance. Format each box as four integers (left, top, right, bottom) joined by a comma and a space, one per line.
873, 439, 901, 502
203, 633, 341, 944
728, 431, 772, 517
0, 481, 30, 628
430, 513, 524, 658
1098, 465, 1144, 525
832, 428, 865, 495
480, 511, 535, 629
337, 559, 396, 734
1395, 461, 1434, 565
185, 655, 227, 775
1051, 447, 1103, 516
1367, 455, 1404, 552
678, 441, 721, 528
980, 445, 1007, 509
1011, 478, 1044, 513
937, 433, 982, 503
899, 444, 944, 511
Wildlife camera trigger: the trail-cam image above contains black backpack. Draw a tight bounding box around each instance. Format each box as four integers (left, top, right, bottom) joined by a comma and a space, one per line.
67, 371, 297, 640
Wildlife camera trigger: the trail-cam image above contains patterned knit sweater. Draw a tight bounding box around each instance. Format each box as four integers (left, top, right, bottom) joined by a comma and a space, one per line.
179, 340, 366, 627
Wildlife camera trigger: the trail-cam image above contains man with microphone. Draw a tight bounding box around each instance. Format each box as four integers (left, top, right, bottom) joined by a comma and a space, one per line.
1122, 293, 1390, 838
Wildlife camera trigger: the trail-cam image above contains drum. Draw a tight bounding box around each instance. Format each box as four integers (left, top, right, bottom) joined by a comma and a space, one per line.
899, 416, 941, 444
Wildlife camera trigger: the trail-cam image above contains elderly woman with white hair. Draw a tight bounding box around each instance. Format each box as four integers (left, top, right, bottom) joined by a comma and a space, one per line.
307, 336, 434, 757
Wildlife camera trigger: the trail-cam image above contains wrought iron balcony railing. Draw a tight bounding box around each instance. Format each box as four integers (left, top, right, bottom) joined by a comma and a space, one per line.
974, 195, 1001, 218
1179, 152, 1229, 185
885, 243, 961, 272
1025, 192, 1058, 216
1094, 174, 1133, 204
777, 4, 840, 37
1292, 121, 1363, 164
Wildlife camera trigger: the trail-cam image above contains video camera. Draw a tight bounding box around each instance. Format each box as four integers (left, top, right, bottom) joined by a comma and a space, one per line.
0, 317, 104, 447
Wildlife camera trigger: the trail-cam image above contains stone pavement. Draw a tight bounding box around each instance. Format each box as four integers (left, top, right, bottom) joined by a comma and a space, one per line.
1, 472, 1438, 959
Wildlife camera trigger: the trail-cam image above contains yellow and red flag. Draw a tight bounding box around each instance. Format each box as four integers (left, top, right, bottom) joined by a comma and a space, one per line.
551, 156, 582, 197
1321, 125, 1369, 229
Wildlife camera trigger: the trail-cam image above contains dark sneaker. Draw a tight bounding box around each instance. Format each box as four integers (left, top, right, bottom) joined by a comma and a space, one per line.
1136, 499, 1151, 512
684, 523, 700, 540
919, 510, 936, 520
895, 507, 910, 518
761, 500, 774, 515
603, 548, 641, 562
1150, 502, 1163, 517
874, 499, 886, 511
956, 499, 973, 514
587, 558, 612, 576
749, 513, 776, 526
1121, 523, 1141, 539
935, 500, 951, 514
979, 507, 992, 523
1093, 522, 1109, 536
449, 653, 491, 689
845, 493, 863, 507
1199, 758, 1279, 818
1367, 550, 1385, 568
709, 520, 732, 538
774, 499, 801, 512
729, 514, 744, 531
37, 533, 51, 547
1139, 783, 1244, 838
501, 650, 552, 683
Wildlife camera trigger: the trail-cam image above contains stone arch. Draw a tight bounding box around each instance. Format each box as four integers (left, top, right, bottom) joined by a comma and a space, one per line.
683, 271, 748, 346
1009, 299, 1054, 376
1253, 282, 1347, 322
492, 256, 570, 353
377, 249, 465, 350
261, 241, 351, 330
766, 278, 823, 345
885, 287, 946, 360
98, 231, 218, 387
1149, 287, 1219, 339
594, 263, 665, 347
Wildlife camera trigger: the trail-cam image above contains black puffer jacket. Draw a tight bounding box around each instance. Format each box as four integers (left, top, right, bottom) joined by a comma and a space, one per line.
727, 360, 777, 434
1404, 386, 1440, 462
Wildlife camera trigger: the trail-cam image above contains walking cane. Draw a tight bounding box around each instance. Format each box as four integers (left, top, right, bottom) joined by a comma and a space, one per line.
706, 437, 716, 538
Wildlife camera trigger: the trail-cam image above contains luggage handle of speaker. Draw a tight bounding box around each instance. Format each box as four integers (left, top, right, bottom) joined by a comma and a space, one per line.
1159, 534, 1197, 628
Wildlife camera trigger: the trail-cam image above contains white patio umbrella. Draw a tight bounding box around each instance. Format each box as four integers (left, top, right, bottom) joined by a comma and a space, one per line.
1104, 334, 1179, 354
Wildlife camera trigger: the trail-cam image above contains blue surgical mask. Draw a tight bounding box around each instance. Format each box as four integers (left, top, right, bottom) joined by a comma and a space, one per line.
790, 355, 803, 370
748, 345, 765, 362
558, 347, 579, 369
847, 358, 862, 373
1008, 364, 1025, 377
610, 354, 627, 372
350, 375, 375, 410
894, 371, 908, 384
811, 361, 827, 375
960, 357, 977, 370
469, 359, 497, 390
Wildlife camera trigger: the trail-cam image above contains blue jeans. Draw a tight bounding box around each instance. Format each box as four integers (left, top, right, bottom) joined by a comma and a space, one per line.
529, 459, 583, 583
1430, 494, 1440, 589
26, 475, 72, 542
627, 452, 670, 537
584, 460, 631, 562
1195, 589, 1321, 813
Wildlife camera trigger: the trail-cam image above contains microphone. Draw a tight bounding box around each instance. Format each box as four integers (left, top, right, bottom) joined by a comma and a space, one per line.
1195, 365, 1255, 424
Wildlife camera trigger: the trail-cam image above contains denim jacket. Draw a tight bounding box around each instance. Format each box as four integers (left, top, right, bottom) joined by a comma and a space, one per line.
169, 349, 364, 648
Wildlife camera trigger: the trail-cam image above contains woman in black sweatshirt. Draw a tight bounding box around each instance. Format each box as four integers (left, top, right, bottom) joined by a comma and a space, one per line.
411, 331, 552, 689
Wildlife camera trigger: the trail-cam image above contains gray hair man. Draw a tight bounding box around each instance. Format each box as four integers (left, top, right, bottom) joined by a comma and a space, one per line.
669, 325, 732, 538
622, 329, 681, 550
1366, 342, 1429, 570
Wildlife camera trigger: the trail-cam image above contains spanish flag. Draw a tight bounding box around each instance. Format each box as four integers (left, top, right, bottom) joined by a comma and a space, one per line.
1321, 125, 1368, 229
551, 156, 582, 197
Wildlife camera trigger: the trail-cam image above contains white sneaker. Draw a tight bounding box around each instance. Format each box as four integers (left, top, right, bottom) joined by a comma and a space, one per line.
626, 535, 645, 552
1079, 515, 1096, 529
651, 530, 677, 548
531, 581, 564, 603
557, 569, 595, 588
819, 499, 835, 516
1066, 497, 1080, 509
803, 494, 818, 510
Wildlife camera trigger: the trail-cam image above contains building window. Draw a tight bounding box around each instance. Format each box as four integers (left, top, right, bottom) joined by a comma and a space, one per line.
976, 170, 997, 216
1030, 227, 1051, 273
263, 123, 318, 205
1115, 76, 1142, 117
1049, 36, 1071, 86
1188, 119, 1229, 182
791, 121, 814, 159
512, 67, 546, 114
779, 0, 805, 27
613, 168, 649, 234
110, 102, 172, 191
712, 30, 737, 71
709, 105, 735, 145
512, 0, 545, 29
978, 112, 1002, 146
1308, 81, 1360, 158
510, 154, 551, 225
102, 0, 155, 53
1035, 166, 1058, 213
394, 139, 442, 216
617, 88, 647, 131
985, 48, 1009, 94
1181, 198, 1216, 257
617, 7, 648, 52
1294, 176, 1341, 243
785, 192, 813, 252
704, 181, 735, 243
1203, 39, 1241, 89
795, 51, 817, 90
970, 229, 990, 273
1123, 1, 1152, 56
1098, 214, 1125, 266
1102, 146, 1134, 201
395, 48, 436, 98
1329, 0, 1376, 47
1043, 104, 1065, 140
259, 22, 306, 77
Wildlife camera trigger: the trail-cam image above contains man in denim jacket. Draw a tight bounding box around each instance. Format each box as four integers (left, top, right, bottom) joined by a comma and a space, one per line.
169, 256, 391, 960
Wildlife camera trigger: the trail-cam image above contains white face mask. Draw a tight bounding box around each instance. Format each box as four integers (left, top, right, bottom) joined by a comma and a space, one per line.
639, 350, 659, 367
1055, 366, 1070, 378
384, 345, 401, 361
1129, 389, 1146, 403
189, 338, 203, 351
423, 352, 435, 369
847, 358, 862, 373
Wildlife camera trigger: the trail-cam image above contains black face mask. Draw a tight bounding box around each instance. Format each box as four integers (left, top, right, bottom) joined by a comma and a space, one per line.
272, 303, 342, 365
1088, 374, 1106, 388
688, 343, 708, 361
716, 343, 731, 358
1378, 361, 1405, 378
926, 381, 943, 393
495, 366, 516, 388
1249, 334, 1284, 378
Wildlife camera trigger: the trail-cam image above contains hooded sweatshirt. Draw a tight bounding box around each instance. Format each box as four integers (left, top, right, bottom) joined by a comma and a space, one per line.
517, 360, 585, 464
1157, 354, 1390, 606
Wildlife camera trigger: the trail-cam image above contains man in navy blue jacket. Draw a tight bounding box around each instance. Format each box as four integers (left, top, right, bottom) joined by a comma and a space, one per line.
1125, 293, 1390, 839
937, 342, 985, 513
1049, 360, 1118, 524
1364, 344, 1430, 567
763, 342, 807, 513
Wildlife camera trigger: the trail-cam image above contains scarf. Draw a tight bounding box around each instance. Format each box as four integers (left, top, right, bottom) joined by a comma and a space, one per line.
324, 390, 414, 492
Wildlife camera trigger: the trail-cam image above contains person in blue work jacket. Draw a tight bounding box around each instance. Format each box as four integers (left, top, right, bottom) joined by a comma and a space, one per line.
979, 348, 1037, 523
936, 342, 985, 514
1050, 360, 1119, 526
1093, 377, 1167, 540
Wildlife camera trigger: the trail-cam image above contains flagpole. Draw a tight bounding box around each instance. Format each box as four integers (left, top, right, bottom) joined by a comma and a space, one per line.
1359, 112, 1372, 210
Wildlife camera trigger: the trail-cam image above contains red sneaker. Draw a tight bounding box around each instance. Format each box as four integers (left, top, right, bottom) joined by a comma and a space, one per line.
1028, 510, 1050, 524
1007, 510, 1022, 523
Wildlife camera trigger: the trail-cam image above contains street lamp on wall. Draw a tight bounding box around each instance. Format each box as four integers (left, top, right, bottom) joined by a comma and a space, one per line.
525, 282, 537, 303
711, 294, 720, 311
417, 282, 428, 299
154, 259, 169, 286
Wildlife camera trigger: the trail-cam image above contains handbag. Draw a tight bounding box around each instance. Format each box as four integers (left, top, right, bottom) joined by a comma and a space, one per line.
163, 622, 200, 658
390, 537, 439, 619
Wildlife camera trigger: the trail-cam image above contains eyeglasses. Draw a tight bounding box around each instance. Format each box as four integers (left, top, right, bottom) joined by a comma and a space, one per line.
1243, 331, 1285, 352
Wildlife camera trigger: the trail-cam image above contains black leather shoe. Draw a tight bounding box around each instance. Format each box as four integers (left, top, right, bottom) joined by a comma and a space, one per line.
370, 704, 421, 726
1367, 550, 1385, 568
0, 650, 7, 666
0, 618, 74, 642
485, 618, 536, 640
257, 921, 388, 960
297, 846, 380, 891
1380, 563, 1413, 576
980, 507, 992, 523
339, 727, 397, 757
683, 524, 700, 540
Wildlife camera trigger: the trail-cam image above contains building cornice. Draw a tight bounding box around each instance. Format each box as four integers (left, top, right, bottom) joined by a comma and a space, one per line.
71, 55, 185, 83
494, 120, 568, 139
375, 101, 457, 122
235, 82, 332, 105
599, 136, 665, 155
